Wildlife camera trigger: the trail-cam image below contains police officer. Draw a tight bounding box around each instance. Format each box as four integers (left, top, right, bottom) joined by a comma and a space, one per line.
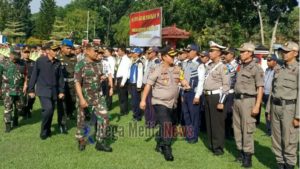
181, 44, 205, 143
223, 47, 238, 139
143, 47, 160, 128
28, 42, 65, 140
2, 50, 27, 132
140, 47, 184, 161
233, 42, 264, 168
57, 39, 76, 133
266, 41, 299, 169
74, 44, 112, 152
22, 46, 36, 118
129, 48, 144, 121
203, 41, 230, 155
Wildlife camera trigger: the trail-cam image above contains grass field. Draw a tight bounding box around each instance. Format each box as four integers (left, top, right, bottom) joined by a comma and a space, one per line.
0, 96, 297, 169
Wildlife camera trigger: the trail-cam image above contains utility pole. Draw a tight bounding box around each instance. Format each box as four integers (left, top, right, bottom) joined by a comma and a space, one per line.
86, 11, 89, 40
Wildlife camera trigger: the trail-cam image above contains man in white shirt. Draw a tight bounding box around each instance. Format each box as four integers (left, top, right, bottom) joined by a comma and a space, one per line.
115, 47, 132, 115
103, 48, 116, 110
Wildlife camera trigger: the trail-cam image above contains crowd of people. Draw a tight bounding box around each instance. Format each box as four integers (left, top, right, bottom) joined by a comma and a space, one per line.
0, 39, 298, 169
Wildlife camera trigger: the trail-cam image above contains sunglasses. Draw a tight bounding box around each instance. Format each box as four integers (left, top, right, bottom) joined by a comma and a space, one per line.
23, 51, 30, 53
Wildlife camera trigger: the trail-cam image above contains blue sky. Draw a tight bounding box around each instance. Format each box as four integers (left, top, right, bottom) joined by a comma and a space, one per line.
30, 0, 71, 13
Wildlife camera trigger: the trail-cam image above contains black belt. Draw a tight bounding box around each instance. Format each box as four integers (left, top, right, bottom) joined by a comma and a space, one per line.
234, 93, 256, 99
272, 97, 296, 106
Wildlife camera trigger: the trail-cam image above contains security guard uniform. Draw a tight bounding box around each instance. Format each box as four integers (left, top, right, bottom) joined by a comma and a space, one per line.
267, 41, 299, 169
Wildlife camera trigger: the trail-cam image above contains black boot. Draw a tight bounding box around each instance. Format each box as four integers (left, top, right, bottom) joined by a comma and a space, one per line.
277, 163, 285, 169
242, 153, 252, 168
59, 124, 68, 134
162, 145, 174, 161
5, 123, 11, 133
78, 139, 86, 151
285, 164, 294, 169
235, 150, 244, 162
95, 141, 112, 152
13, 117, 18, 127
155, 143, 162, 153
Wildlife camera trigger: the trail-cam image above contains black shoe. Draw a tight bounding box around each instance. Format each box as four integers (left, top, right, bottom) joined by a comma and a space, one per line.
59, 125, 68, 134
40, 134, 48, 140
162, 146, 174, 161
277, 163, 285, 169
5, 123, 11, 133
242, 153, 252, 168
213, 148, 224, 156
155, 143, 162, 153
78, 139, 86, 151
187, 139, 198, 144
27, 111, 32, 119
13, 117, 18, 127
95, 141, 112, 152
285, 164, 295, 169
235, 150, 244, 162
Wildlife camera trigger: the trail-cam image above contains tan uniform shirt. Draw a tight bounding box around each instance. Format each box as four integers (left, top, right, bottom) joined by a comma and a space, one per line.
147, 64, 181, 108
234, 60, 264, 95
271, 61, 299, 118
204, 61, 230, 93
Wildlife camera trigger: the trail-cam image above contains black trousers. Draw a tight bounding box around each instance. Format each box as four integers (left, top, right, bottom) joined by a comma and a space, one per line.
128, 84, 142, 120
57, 81, 76, 119
116, 78, 129, 115
102, 79, 113, 110
39, 97, 56, 136
205, 94, 226, 151
153, 104, 174, 146
224, 93, 234, 138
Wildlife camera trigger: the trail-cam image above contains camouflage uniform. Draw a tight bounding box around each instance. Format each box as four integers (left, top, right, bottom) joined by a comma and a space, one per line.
3, 59, 27, 126
58, 54, 77, 119
74, 59, 109, 143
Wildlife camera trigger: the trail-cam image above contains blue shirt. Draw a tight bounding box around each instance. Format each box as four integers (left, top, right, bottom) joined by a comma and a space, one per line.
264, 67, 274, 95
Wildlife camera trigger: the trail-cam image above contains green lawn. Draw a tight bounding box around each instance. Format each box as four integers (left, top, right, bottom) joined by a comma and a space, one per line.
0, 96, 295, 169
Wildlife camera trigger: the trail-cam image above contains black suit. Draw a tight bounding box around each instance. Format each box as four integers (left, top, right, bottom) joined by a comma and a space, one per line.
28, 55, 64, 137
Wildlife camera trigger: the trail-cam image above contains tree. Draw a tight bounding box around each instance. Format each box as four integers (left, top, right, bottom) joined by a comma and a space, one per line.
50, 17, 69, 40
64, 9, 104, 43
112, 16, 130, 46
2, 21, 26, 43
0, 0, 11, 32
34, 0, 56, 39
11, 0, 32, 37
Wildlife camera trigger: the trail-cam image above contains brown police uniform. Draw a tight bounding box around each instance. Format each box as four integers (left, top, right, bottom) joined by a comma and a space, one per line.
233, 59, 264, 154
147, 64, 181, 146
204, 59, 230, 154
267, 41, 299, 168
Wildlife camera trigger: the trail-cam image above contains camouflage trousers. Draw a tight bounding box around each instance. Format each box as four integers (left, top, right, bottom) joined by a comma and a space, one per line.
75, 96, 109, 143
4, 95, 23, 123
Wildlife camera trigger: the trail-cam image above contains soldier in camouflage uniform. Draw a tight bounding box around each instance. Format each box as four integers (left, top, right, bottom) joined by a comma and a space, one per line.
2, 50, 27, 132
57, 39, 77, 134
22, 46, 35, 118
74, 44, 112, 152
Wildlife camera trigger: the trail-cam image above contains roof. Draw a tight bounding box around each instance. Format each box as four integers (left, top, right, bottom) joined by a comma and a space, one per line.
162, 24, 190, 39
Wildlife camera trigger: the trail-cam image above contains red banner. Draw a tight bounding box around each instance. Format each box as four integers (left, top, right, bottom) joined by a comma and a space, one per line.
129, 8, 162, 47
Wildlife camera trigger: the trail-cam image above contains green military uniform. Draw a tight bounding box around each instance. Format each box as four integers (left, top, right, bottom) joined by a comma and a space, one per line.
233, 43, 264, 168
267, 41, 299, 169
74, 58, 109, 145
3, 57, 27, 131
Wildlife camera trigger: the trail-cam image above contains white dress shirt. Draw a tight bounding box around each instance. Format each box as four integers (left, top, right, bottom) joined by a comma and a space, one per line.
116, 55, 132, 86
